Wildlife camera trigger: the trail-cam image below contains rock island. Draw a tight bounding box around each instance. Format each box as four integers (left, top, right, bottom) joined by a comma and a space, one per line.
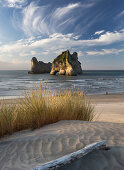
29, 50, 82, 76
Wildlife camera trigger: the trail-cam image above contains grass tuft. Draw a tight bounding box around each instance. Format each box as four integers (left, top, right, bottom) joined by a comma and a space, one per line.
0, 84, 95, 138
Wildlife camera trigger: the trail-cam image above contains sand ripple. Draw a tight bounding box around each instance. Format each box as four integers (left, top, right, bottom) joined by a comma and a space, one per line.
0, 120, 124, 170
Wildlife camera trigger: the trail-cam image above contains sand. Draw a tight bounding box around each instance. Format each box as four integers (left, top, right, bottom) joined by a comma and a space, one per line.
0, 120, 124, 170
1, 93, 124, 123
88, 93, 124, 123
0, 93, 124, 169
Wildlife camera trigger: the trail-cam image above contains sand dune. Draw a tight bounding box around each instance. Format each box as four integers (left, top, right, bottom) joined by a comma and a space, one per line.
0, 120, 124, 170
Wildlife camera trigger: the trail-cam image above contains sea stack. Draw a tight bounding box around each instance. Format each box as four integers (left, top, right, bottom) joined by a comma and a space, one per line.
50, 50, 82, 76
28, 57, 52, 74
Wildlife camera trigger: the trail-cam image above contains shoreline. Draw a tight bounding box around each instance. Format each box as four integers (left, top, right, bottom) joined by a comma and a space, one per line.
87, 93, 124, 103
1, 92, 124, 103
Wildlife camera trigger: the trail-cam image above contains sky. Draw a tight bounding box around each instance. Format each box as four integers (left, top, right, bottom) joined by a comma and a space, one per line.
0, 0, 124, 70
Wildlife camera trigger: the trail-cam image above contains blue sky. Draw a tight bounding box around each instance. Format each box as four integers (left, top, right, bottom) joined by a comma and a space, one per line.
0, 0, 124, 70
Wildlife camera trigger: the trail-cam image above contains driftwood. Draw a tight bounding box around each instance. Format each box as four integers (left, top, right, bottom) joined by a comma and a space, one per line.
31, 140, 106, 170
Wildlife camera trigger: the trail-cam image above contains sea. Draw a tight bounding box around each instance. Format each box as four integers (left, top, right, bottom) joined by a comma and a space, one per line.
0, 70, 124, 99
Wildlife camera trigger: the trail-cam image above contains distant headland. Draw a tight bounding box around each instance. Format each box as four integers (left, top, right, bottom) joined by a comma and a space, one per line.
28, 50, 82, 76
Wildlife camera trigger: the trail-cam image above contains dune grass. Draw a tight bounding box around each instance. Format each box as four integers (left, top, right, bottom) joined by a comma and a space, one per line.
0, 84, 94, 138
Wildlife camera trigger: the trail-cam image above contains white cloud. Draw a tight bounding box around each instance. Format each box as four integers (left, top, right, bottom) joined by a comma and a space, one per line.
78, 51, 84, 57
20, 1, 95, 37
116, 10, 124, 19
0, 29, 124, 69
21, 2, 80, 36
21, 2, 52, 36
87, 48, 124, 56
94, 30, 104, 35
95, 30, 124, 44
52, 3, 80, 19
0, 0, 27, 8
0, 30, 124, 56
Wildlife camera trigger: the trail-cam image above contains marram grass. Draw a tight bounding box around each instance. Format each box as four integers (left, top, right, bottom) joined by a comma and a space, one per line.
0, 84, 94, 138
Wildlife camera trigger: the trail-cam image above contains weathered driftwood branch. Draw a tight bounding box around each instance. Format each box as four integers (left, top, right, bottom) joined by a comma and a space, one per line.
31, 140, 106, 170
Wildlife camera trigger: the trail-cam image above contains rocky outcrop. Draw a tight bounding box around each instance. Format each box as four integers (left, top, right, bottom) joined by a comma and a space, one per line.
28, 57, 51, 74
50, 50, 82, 76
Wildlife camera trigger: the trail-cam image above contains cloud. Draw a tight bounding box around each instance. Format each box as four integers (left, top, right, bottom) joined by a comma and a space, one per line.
78, 51, 84, 57
99, 30, 124, 43
0, 29, 124, 68
0, 30, 124, 55
0, 0, 27, 8
52, 3, 80, 19
94, 30, 105, 35
1, 30, 124, 52
87, 48, 124, 56
20, 1, 95, 37
22, 2, 50, 36
21, 2, 81, 36
21, 2, 55, 36
116, 10, 124, 19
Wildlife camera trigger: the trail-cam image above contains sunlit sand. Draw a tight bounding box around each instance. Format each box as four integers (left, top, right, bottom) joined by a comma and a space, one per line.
0, 94, 124, 169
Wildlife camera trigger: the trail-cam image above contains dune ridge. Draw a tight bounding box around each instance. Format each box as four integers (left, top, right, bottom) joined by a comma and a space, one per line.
0, 120, 124, 170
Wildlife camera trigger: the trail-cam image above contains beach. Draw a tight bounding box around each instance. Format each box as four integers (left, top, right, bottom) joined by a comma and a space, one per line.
1, 0, 124, 168
0, 93, 124, 169
0, 121, 124, 170
1, 93, 124, 123
89, 93, 124, 123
